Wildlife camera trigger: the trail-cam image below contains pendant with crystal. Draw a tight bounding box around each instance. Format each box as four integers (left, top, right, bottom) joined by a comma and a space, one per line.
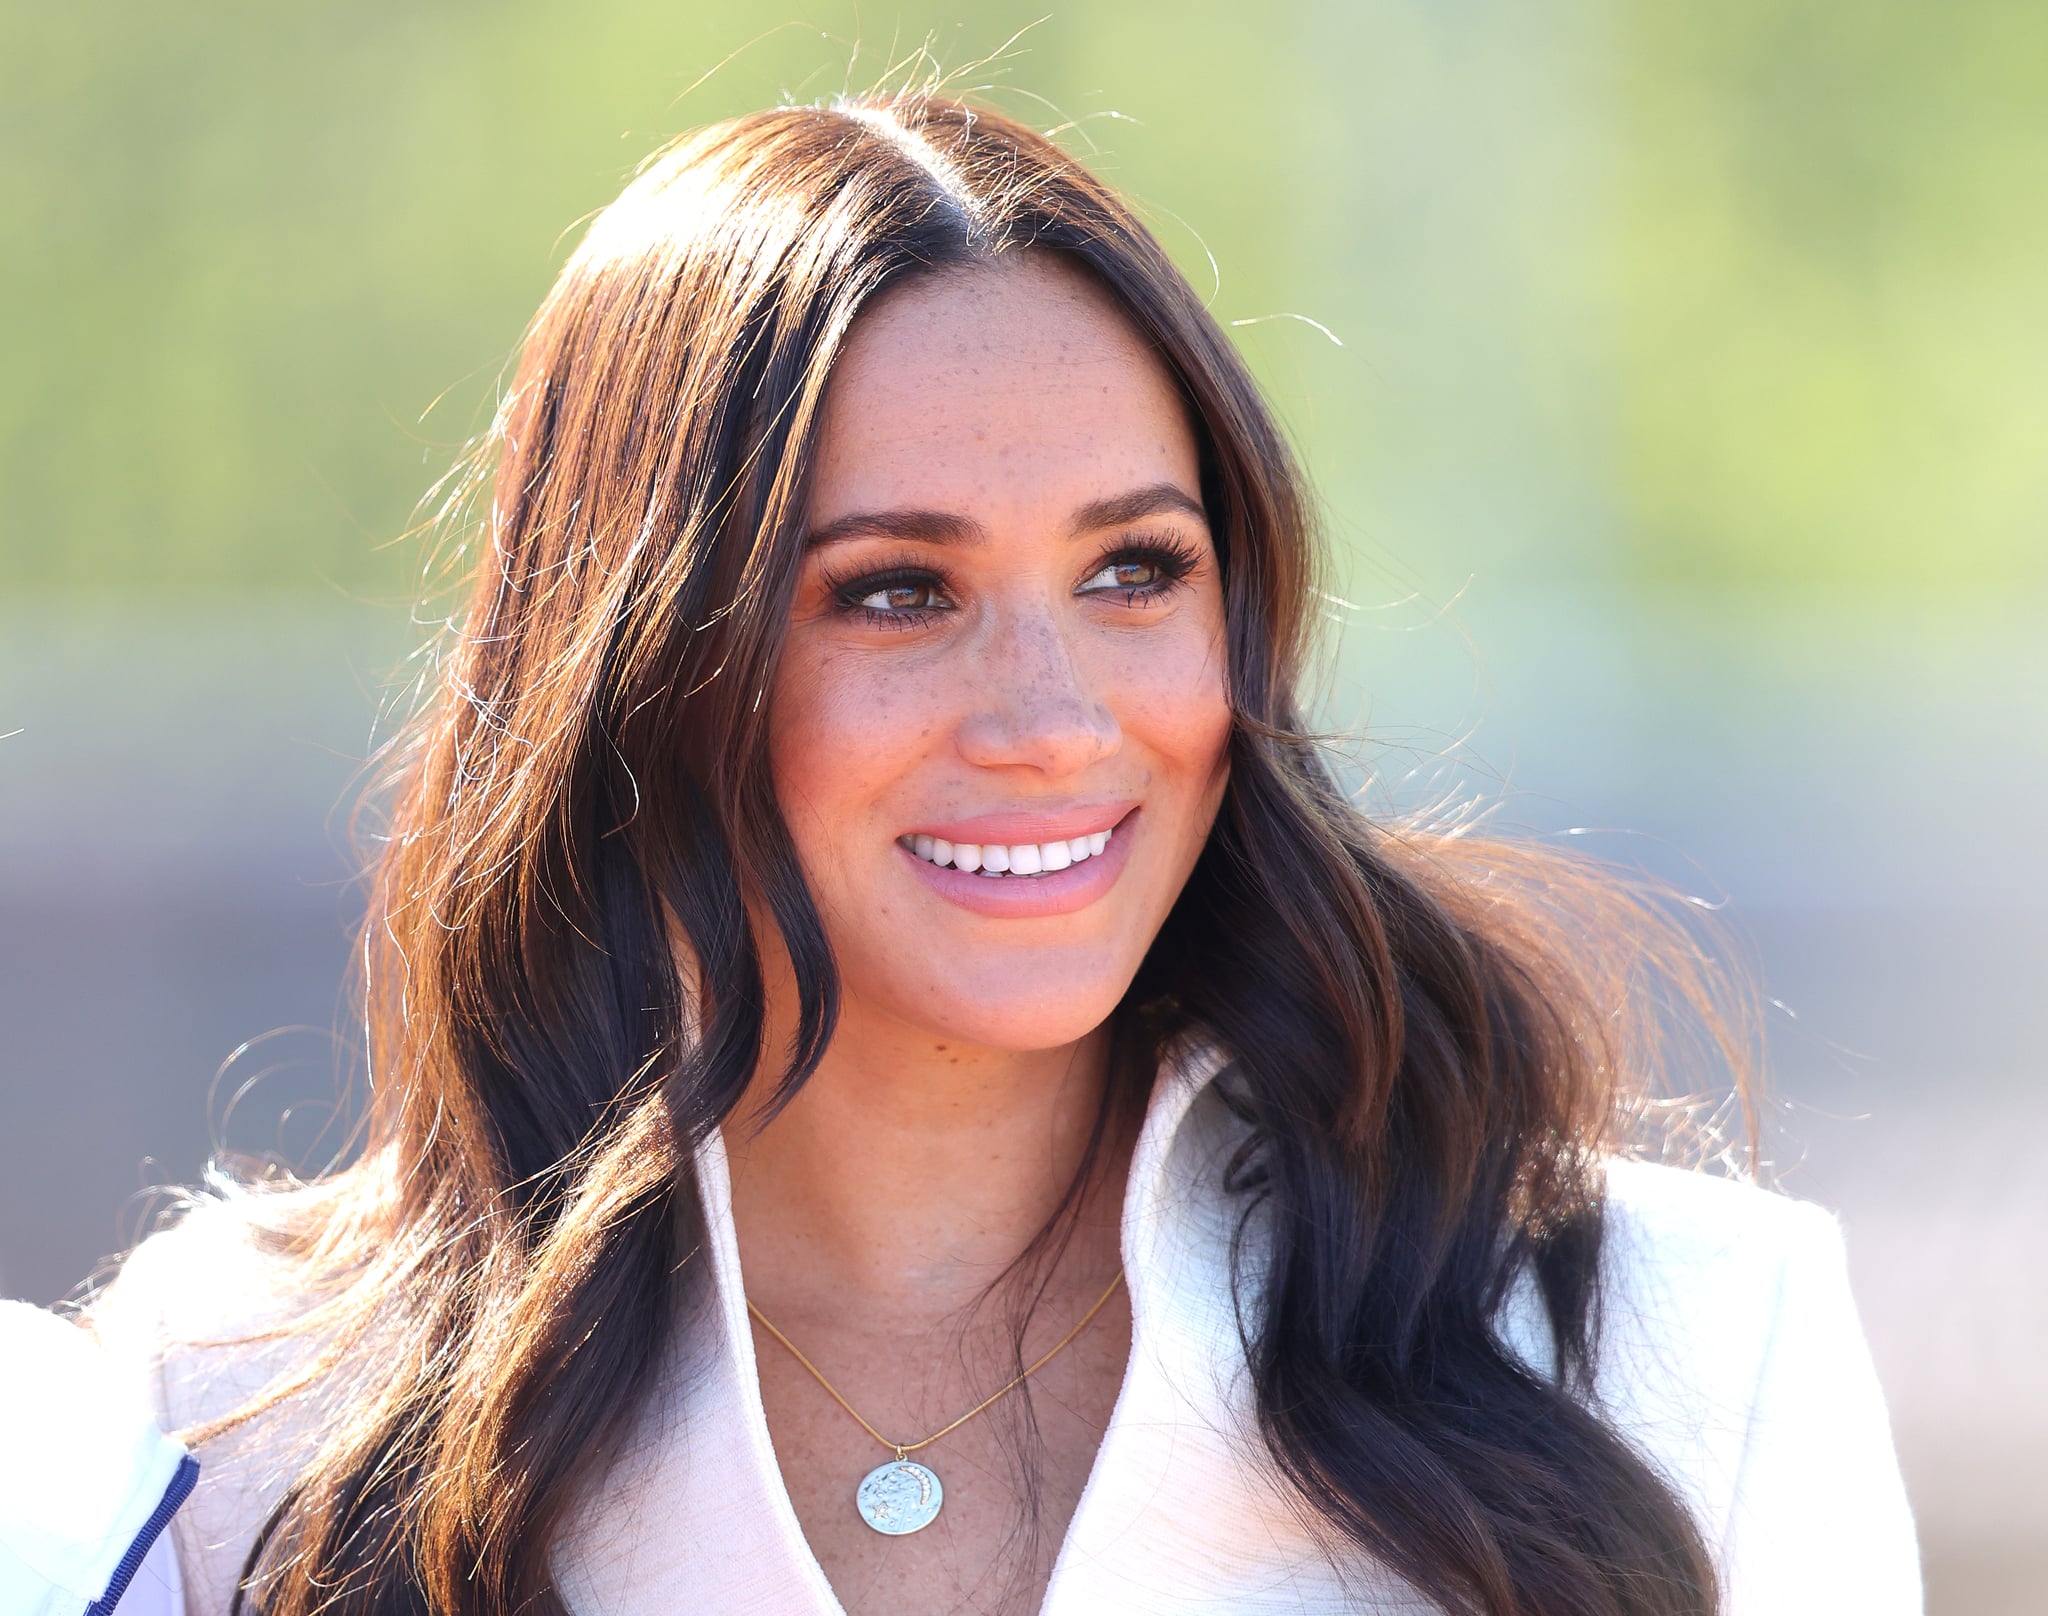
855, 1456, 944, 1535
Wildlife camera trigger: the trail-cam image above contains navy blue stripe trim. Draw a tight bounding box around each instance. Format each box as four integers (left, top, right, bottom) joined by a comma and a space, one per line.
86, 1454, 200, 1615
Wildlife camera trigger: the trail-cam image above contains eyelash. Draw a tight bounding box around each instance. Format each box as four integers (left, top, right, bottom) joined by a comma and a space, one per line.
821, 534, 1206, 632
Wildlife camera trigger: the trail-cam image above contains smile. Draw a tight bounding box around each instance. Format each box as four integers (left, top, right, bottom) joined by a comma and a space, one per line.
893, 807, 1138, 919
897, 828, 1113, 877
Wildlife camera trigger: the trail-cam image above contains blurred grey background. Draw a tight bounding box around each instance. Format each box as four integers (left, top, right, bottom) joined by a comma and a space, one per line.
2, 4, 2042, 1610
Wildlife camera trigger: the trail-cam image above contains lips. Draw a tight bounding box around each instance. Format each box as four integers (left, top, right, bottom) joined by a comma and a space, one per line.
895, 806, 1138, 918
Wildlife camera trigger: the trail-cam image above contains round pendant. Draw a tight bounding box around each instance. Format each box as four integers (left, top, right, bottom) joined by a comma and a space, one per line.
855, 1457, 944, 1535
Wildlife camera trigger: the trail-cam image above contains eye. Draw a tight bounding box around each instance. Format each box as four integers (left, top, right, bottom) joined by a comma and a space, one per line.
855, 579, 944, 613
1079, 557, 1167, 593
822, 561, 958, 630
1075, 536, 1203, 604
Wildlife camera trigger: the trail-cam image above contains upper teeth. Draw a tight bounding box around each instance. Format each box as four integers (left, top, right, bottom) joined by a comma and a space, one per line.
904, 828, 1113, 875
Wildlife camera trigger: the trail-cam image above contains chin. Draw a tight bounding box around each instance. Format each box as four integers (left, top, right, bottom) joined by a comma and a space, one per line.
877, 956, 1136, 1054
932, 1002, 1121, 1055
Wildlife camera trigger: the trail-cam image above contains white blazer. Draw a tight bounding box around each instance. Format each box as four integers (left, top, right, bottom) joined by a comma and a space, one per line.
72, 1045, 1921, 1614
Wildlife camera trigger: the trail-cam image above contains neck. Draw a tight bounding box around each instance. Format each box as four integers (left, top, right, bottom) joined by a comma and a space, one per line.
724, 996, 1129, 1324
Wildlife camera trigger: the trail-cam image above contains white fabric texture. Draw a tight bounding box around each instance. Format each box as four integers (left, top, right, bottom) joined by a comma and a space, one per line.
92, 1046, 1922, 1614
0, 1300, 191, 1616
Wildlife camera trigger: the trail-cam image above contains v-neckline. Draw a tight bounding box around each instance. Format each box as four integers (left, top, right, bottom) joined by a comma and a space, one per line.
690, 1044, 1225, 1615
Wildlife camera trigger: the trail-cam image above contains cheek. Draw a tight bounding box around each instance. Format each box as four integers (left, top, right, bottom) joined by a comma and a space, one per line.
1102, 620, 1233, 786
767, 648, 939, 868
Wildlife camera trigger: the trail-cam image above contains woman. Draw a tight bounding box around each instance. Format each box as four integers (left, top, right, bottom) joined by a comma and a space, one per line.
70, 93, 1916, 1614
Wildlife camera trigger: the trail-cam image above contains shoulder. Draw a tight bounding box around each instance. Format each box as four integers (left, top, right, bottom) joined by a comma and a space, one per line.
0, 1301, 195, 1616
89, 1191, 341, 1616
1596, 1157, 1842, 1327
1572, 1160, 1922, 1610
1578, 1159, 1856, 1441
91, 1191, 323, 1428
1498, 1161, 1840, 1387
1600, 1155, 1834, 1254
1587, 1161, 1899, 1458
94, 1191, 300, 1344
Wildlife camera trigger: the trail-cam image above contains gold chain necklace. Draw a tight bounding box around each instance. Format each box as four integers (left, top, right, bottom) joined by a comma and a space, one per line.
746, 1269, 1126, 1536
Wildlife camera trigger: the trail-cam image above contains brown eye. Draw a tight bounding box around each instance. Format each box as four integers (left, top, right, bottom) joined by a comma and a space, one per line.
1079, 556, 1164, 594
858, 581, 939, 612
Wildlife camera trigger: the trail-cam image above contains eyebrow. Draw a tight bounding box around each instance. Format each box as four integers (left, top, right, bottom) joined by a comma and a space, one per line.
802, 481, 1208, 549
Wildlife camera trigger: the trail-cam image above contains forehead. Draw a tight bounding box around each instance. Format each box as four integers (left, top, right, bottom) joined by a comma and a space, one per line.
805, 255, 1200, 528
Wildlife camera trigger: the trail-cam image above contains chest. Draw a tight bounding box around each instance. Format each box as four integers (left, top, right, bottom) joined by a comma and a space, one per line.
550, 1098, 1399, 1613
750, 1301, 1131, 1616
550, 1286, 1390, 1616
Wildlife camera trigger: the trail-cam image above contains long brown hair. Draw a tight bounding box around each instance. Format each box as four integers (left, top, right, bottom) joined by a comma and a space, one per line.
182, 93, 1751, 1615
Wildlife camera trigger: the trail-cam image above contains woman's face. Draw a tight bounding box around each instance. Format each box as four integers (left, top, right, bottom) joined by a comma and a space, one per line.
768, 254, 1232, 1053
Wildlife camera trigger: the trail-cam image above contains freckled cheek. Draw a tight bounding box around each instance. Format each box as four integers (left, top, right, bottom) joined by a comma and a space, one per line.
768, 652, 955, 863
1097, 629, 1232, 775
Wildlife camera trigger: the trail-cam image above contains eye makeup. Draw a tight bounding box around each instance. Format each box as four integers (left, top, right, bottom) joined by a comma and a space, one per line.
818, 530, 1207, 631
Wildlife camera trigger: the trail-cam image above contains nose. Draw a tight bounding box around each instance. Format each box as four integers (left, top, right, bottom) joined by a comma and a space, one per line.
955, 608, 1120, 777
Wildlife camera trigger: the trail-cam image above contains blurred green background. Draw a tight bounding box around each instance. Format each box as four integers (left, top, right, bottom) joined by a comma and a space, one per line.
8, 2, 2048, 597
2, 3, 2043, 1610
